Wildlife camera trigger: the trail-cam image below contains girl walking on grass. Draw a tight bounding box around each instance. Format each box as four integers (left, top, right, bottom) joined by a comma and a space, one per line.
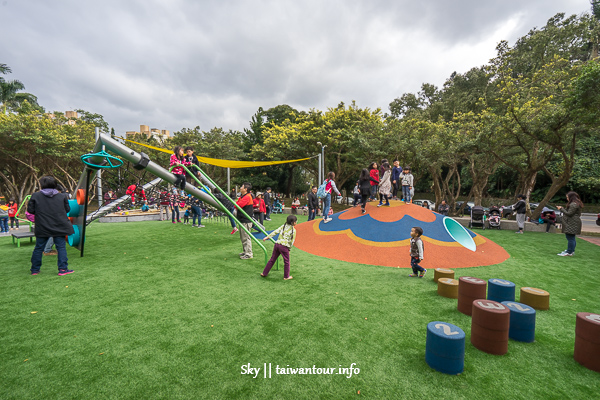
261, 215, 297, 280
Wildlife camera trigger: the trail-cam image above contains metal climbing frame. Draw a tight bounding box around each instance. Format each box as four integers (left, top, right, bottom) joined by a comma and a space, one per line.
171, 163, 277, 267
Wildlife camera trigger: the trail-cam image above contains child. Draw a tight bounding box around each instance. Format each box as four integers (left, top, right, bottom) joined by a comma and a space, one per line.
7, 198, 19, 230
408, 226, 427, 278
391, 160, 402, 200
368, 162, 379, 201
125, 183, 147, 206
183, 206, 192, 224
190, 196, 205, 228
0, 200, 9, 234
291, 197, 300, 214
378, 162, 392, 207
261, 215, 297, 280
401, 166, 414, 204
170, 146, 191, 190
27, 175, 75, 276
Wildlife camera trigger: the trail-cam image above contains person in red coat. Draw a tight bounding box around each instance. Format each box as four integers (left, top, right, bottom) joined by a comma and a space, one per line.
368, 162, 379, 201
125, 183, 147, 205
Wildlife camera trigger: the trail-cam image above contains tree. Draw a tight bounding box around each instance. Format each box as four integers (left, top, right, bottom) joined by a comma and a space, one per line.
0, 102, 97, 201
0, 63, 43, 114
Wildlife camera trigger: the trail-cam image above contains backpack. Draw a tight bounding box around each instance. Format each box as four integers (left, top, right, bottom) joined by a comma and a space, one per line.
316, 180, 328, 199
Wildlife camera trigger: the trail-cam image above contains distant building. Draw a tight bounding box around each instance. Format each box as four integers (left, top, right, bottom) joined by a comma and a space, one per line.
126, 125, 170, 142
46, 110, 78, 126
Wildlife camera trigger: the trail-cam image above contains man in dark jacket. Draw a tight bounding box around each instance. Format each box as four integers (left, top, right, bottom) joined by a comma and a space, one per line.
27, 176, 75, 276
307, 186, 319, 221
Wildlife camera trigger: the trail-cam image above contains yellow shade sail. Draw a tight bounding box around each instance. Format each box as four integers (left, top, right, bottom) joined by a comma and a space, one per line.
122, 138, 314, 168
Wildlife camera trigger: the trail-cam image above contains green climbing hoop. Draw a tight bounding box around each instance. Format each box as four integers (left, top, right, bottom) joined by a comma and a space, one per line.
80, 150, 124, 169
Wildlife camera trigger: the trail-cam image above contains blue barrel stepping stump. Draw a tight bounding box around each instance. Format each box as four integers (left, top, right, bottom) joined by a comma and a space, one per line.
425, 321, 465, 375
487, 279, 516, 303
501, 301, 536, 343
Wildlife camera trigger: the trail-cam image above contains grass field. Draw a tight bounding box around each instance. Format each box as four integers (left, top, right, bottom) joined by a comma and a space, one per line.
1, 214, 599, 399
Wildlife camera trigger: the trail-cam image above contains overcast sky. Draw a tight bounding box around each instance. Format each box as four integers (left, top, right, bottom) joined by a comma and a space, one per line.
1, 0, 593, 136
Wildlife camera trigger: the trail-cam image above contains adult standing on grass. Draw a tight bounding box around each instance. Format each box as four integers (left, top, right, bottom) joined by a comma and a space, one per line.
322, 171, 341, 224
512, 194, 527, 234
236, 182, 255, 259
307, 186, 319, 221
557, 191, 583, 257
27, 176, 75, 276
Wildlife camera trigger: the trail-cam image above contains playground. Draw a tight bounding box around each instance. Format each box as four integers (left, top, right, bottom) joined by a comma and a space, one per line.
1, 137, 599, 399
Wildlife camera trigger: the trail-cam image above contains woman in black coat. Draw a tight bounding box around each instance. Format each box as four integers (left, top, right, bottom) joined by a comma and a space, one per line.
556, 191, 583, 256
27, 176, 75, 276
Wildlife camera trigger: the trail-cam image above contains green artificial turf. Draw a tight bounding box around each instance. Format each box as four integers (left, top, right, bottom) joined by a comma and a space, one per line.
1, 215, 599, 399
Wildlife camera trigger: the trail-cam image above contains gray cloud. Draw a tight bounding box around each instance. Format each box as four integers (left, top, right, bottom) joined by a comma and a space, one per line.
1, 0, 592, 135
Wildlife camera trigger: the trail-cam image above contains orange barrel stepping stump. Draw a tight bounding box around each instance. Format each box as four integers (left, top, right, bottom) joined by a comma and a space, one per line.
501, 301, 536, 343
520, 287, 550, 310
471, 300, 510, 355
438, 278, 459, 299
434, 268, 455, 283
487, 279, 515, 303
457, 277, 487, 316
574, 312, 600, 372
425, 321, 466, 375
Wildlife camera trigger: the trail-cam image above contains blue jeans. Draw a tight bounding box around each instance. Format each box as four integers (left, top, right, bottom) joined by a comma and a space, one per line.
227, 206, 236, 228
566, 234, 576, 254
44, 237, 55, 253
402, 186, 412, 203
191, 205, 202, 225
0, 216, 8, 232
369, 185, 377, 199
411, 256, 425, 274
308, 208, 316, 221
322, 194, 331, 219
31, 236, 69, 273
171, 206, 180, 222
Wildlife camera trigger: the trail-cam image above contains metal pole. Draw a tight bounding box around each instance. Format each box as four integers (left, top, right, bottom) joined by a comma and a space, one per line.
95, 127, 103, 208
227, 167, 231, 194
317, 154, 322, 184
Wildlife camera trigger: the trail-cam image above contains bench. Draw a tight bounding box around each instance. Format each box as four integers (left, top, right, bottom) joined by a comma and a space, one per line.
11, 231, 36, 247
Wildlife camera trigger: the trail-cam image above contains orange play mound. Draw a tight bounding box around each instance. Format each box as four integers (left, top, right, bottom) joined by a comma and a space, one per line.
294, 202, 509, 269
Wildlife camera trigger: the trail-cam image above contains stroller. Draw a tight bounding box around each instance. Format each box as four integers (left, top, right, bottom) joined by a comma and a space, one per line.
469, 206, 486, 230
488, 206, 501, 229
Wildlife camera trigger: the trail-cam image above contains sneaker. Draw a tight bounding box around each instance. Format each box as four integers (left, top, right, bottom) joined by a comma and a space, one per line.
265, 218, 271, 221
240, 254, 253, 260
323, 219, 330, 224
408, 273, 419, 277
197, 224, 205, 228
177, 220, 182, 223
192, 224, 197, 227
172, 221, 176, 224
326, 217, 332, 221
564, 252, 574, 256
557, 250, 568, 256
377, 203, 383, 207
231, 227, 238, 234
58, 269, 74, 276
31, 271, 39, 275
361, 209, 366, 214
385, 203, 390, 206
419, 269, 427, 278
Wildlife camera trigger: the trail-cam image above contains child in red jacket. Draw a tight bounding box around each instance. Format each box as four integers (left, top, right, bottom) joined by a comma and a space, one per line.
253, 192, 266, 230
7, 198, 19, 230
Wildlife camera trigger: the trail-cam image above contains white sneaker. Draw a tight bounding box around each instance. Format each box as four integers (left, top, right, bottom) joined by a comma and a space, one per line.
557, 250, 568, 256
